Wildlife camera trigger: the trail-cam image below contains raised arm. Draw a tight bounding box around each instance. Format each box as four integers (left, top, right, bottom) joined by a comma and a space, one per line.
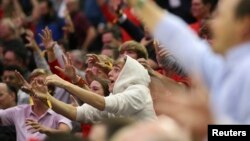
127, 0, 224, 88
45, 75, 105, 111
25, 30, 51, 72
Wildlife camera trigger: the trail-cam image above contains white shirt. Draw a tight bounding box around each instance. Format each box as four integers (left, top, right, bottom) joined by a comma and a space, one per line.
76, 56, 157, 123
153, 13, 250, 123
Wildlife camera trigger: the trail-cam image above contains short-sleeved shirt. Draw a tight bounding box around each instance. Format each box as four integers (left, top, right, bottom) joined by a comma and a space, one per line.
0, 105, 72, 141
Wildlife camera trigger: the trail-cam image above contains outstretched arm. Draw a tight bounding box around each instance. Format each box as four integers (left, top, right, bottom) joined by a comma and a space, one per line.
127, 0, 223, 88
45, 75, 105, 111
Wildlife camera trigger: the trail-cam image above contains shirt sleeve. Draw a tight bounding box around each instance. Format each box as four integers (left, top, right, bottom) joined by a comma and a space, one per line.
76, 104, 114, 123
0, 108, 16, 126
57, 114, 73, 130
53, 44, 65, 68
104, 85, 150, 115
154, 13, 224, 88
33, 51, 51, 72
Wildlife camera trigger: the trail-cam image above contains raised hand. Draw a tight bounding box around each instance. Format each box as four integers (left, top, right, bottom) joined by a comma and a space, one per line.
55, 53, 78, 82
39, 26, 55, 51
25, 30, 39, 51
26, 119, 50, 134
86, 54, 100, 68
45, 74, 66, 88
85, 68, 95, 85
15, 71, 34, 95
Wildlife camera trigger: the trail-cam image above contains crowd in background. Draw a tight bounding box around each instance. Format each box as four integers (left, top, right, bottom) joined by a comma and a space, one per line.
1, 0, 250, 141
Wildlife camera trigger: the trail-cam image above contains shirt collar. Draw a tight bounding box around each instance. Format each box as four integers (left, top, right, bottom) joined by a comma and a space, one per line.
29, 106, 53, 117
226, 42, 250, 65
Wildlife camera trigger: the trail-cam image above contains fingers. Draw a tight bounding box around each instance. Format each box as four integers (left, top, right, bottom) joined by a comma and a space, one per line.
15, 70, 25, 84
26, 29, 34, 36
39, 33, 45, 41
66, 52, 73, 65
62, 54, 69, 65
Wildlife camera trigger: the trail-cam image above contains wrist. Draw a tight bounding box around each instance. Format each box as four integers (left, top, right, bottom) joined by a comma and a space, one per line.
43, 127, 52, 135
46, 42, 56, 52
72, 75, 80, 84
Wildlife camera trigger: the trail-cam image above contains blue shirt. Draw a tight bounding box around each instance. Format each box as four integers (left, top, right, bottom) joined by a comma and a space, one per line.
35, 17, 65, 46
154, 14, 250, 123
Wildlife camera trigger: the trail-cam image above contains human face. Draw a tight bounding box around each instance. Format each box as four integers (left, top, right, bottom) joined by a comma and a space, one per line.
3, 51, 20, 67
120, 50, 138, 59
0, 83, 15, 109
30, 75, 48, 104
91, 66, 108, 79
210, 0, 241, 54
101, 48, 114, 59
39, 1, 49, 16
108, 60, 125, 92
102, 32, 114, 45
66, 0, 78, 13
90, 80, 105, 96
0, 22, 11, 39
2, 71, 19, 88
191, 0, 210, 20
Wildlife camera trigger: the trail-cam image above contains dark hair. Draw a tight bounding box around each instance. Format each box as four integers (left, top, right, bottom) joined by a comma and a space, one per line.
202, 0, 219, 13
93, 77, 110, 97
6, 83, 18, 104
3, 42, 28, 66
40, 0, 54, 10
3, 65, 24, 76
103, 26, 122, 41
119, 41, 148, 59
235, 0, 250, 19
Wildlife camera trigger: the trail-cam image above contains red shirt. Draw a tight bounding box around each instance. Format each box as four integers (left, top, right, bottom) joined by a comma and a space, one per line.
99, 4, 141, 42
189, 21, 201, 34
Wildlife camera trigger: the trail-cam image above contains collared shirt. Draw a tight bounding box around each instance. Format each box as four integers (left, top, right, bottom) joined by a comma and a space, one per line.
0, 104, 72, 141
154, 13, 250, 123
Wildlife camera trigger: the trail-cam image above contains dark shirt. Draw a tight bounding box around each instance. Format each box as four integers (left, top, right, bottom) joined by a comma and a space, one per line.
0, 126, 16, 141
68, 11, 91, 50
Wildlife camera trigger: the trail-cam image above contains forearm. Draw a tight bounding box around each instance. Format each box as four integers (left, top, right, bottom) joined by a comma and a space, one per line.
47, 94, 77, 121
61, 81, 105, 111
82, 27, 96, 50
44, 126, 70, 136
119, 16, 144, 42
47, 50, 57, 63
53, 44, 65, 68
131, 0, 222, 87
33, 51, 51, 72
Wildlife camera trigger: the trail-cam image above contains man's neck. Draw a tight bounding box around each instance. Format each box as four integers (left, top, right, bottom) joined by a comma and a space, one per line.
32, 103, 49, 117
